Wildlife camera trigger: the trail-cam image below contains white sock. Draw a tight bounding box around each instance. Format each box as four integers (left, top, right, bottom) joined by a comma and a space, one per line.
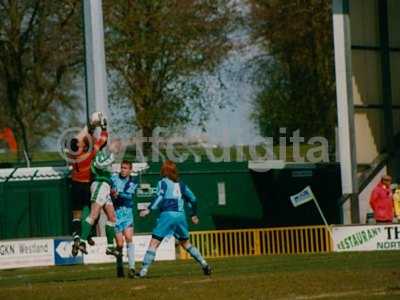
127, 242, 135, 270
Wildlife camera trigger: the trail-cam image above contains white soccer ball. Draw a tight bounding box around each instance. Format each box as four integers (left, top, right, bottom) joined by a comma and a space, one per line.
90, 111, 103, 127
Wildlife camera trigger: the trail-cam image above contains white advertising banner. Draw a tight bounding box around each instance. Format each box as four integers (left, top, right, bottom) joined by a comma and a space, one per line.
83, 235, 175, 264
333, 224, 400, 252
0, 239, 54, 269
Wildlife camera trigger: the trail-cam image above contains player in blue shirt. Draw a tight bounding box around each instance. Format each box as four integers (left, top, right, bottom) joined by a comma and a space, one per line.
138, 160, 211, 277
110, 160, 138, 278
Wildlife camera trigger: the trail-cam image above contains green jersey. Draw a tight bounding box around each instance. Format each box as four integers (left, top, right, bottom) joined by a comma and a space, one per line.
91, 149, 114, 183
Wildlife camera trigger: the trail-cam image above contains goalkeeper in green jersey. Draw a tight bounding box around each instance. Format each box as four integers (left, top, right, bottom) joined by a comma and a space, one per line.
78, 139, 122, 257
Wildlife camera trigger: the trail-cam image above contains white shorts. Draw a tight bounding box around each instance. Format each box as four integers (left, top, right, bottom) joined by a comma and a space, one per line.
90, 181, 112, 206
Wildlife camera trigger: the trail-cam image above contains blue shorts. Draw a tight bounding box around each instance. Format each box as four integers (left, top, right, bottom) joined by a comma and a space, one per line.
115, 206, 134, 233
152, 211, 189, 241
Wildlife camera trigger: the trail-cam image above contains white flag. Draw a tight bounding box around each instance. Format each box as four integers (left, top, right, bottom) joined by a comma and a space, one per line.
290, 186, 315, 207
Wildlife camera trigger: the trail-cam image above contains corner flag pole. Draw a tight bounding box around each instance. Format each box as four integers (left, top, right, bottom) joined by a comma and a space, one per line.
307, 187, 333, 239
312, 197, 333, 239
290, 186, 333, 240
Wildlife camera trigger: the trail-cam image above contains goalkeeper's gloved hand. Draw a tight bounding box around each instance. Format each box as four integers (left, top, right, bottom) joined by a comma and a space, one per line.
88, 123, 96, 135
100, 115, 107, 130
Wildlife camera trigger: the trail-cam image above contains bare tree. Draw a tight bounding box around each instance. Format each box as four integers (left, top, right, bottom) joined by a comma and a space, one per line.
248, 0, 336, 141
0, 0, 83, 162
104, 0, 239, 139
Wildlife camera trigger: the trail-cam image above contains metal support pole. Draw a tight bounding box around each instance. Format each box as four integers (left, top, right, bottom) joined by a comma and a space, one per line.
83, 0, 109, 121
332, 0, 359, 223
82, 0, 109, 236
378, 0, 394, 174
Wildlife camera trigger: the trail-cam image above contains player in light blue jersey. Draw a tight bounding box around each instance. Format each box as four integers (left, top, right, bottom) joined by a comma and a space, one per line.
110, 160, 138, 278
138, 160, 211, 277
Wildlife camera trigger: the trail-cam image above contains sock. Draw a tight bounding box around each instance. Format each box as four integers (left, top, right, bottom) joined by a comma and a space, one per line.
81, 207, 94, 239
141, 250, 156, 273
105, 221, 115, 248
89, 217, 98, 239
116, 246, 124, 277
82, 206, 90, 220
186, 245, 208, 268
72, 218, 81, 239
80, 217, 93, 242
127, 242, 135, 270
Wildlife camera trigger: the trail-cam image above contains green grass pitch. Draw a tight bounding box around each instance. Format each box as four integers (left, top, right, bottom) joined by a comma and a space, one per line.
1, 252, 399, 300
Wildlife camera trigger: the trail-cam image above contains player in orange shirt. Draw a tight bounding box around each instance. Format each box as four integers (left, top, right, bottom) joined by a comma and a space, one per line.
67, 113, 108, 255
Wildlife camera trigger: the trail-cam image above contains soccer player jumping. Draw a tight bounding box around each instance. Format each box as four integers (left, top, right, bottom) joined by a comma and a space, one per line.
78, 138, 122, 257
68, 113, 108, 256
138, 160, 212, 277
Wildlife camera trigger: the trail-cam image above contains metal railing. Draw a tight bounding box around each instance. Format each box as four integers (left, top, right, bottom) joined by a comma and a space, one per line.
179, 225, 333, 259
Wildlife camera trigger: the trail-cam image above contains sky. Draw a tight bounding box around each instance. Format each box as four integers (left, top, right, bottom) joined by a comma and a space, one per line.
46, 63, 263, 151
188, 56, 265, 147
46, 11, 266, 150
186, 29, 265, 147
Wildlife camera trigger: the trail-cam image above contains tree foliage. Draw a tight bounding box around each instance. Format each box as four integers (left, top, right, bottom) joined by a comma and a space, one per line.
0, 0, 82, 160
104, 0, 239, 138
248, 0, 336, 141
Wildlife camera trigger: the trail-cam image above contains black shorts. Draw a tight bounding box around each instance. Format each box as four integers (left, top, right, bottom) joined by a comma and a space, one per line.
70, 181, 91, 211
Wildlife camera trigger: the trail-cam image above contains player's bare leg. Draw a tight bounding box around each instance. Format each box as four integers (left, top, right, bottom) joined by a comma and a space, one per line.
115, 232, 124, 250
115, 220, 135, 278
72, 210, 82, 238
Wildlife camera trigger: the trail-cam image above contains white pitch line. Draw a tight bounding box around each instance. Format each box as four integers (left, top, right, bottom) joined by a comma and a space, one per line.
276, 288, 400, 300
182, 278, 213, 284
0, 265, 114, 281
131, 285, 147, 290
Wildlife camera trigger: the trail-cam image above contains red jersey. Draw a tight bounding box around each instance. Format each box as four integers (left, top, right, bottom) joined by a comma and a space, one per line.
69, 131, 108, 183
370, 182, 394, 222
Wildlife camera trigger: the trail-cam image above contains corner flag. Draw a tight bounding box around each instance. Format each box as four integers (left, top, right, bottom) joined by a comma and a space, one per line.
290, 186, 332, 238
290, 186, 315, 207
